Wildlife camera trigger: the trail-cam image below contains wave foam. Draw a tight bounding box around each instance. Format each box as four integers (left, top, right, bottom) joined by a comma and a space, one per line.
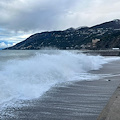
0, 50, 115, 104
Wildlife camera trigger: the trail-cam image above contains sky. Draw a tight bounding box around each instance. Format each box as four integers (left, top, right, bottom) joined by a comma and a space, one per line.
0, 0, 120, 48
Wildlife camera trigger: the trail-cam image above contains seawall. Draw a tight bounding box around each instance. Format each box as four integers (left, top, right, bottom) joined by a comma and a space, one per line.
82, 50, 120, 56
97, 84, 120, 120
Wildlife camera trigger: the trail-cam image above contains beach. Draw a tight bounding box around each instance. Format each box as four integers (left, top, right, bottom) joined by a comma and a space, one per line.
1, 56, 120, 120
0, 0, 120, 119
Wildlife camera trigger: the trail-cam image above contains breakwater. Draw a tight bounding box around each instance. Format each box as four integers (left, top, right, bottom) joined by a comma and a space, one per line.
82, 50, 120, 56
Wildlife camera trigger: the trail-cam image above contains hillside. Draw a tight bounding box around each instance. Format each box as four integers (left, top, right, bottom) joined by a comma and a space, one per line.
5, 19, 120, 50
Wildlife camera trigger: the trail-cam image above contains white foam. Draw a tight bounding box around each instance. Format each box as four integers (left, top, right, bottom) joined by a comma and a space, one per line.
0, 50, 118, 104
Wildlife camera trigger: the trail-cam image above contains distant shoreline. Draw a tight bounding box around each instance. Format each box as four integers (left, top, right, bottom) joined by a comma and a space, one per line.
2, 49, 120, 56
82, 49, 120, 56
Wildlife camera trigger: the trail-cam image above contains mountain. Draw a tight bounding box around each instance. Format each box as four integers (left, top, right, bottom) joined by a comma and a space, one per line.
96, 30, 120, 49
91, 19, 120, 29
5, 19, 120, 50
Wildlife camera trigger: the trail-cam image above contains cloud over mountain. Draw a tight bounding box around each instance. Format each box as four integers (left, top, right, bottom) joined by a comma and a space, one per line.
0, 41, 15, 48
0, 0, 120, 32
0, 0, 120, 45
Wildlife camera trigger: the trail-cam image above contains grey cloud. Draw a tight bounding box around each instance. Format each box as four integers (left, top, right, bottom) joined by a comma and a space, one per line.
0, 0, 120, 32
0, 0, 78, 31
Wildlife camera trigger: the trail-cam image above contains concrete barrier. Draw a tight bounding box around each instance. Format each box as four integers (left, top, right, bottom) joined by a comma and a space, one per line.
97, 85, 120, 120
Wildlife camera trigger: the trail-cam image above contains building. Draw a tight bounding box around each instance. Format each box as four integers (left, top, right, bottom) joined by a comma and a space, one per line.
92, 39, 100, 47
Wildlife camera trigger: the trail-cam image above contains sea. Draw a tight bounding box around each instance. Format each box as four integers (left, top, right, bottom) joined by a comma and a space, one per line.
0, 50, 120, 119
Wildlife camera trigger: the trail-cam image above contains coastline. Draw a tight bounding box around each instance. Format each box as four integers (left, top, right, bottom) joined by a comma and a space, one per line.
1, 78, 120, 120
1, 59, 120, 120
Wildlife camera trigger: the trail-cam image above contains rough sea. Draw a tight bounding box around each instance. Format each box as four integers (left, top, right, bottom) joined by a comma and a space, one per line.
0, 50, 120, 119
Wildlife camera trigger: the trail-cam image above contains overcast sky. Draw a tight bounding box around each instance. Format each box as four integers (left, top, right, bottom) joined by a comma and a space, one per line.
0, 0, 120, 48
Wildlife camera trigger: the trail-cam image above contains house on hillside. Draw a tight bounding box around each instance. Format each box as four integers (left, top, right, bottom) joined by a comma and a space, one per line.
92, 39, 100, 48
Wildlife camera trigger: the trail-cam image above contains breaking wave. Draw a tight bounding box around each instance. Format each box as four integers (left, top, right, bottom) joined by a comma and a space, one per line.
0, 50, 118, 104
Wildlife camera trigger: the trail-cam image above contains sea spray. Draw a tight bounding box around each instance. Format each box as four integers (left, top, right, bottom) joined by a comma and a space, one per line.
0, 50, 118, 104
